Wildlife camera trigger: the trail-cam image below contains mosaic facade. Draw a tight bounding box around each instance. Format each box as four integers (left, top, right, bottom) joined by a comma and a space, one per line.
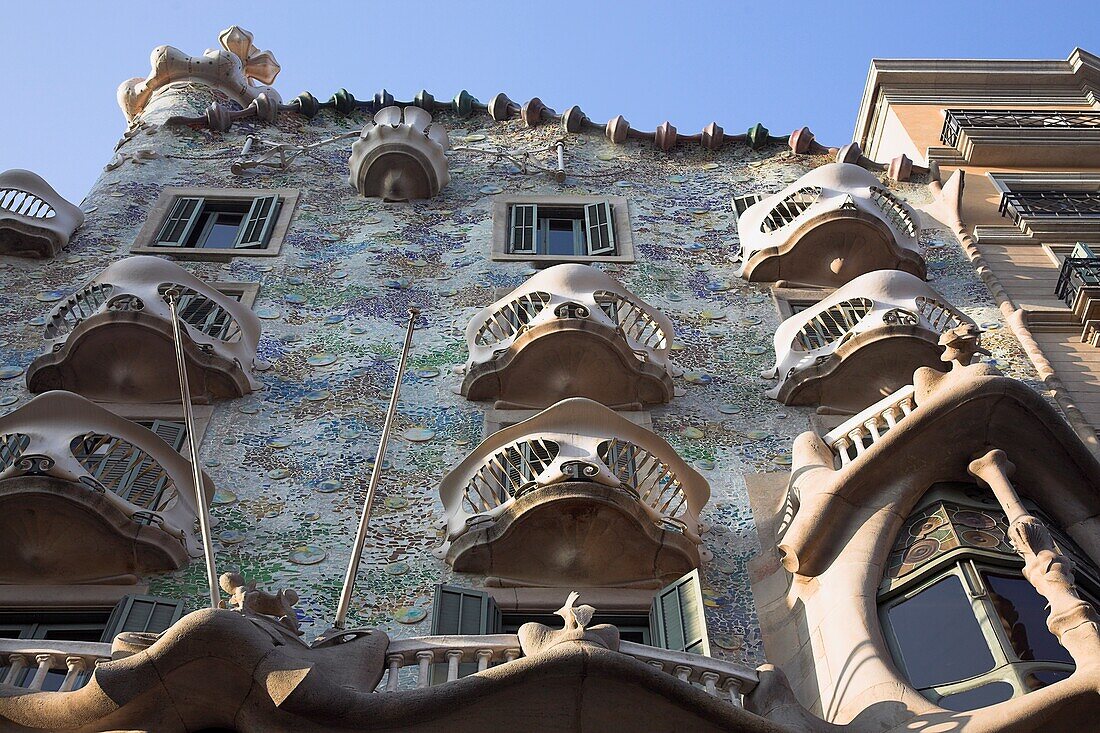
0, 79, 1042, 671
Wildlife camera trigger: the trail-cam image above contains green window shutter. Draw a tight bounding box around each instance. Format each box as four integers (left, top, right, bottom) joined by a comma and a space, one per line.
430, 585, 500, 684
78, 436, 141, 488
431, 584, 500, 635
155, 197, 204, 246
234, 195, 280, 249
509, 204, 537, 254
584, 201, 616, 255
122, 420, 188, 511
650, 569, 711, 656
99, 594, 185, 643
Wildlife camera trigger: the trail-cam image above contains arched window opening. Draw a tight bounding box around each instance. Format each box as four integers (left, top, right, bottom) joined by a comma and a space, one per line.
878, 482, 1096, 712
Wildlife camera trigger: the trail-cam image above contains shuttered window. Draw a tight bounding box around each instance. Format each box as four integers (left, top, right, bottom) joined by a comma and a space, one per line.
122, 420, 187, 510
649, 569, 711, 656
584, 201, 616, 255
234, 195, 280, 248
151, 195, 281, 251
509, 204, 537, 254
507, 200, 619, 258
99, 595, 185, 642
431, 585, 500, 635
154, 197, 204, 246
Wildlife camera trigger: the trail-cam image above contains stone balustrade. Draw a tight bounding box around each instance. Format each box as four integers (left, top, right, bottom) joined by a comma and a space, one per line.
0, 639, 112, 692
377, 634, 756, 706
823, 385, 916, 466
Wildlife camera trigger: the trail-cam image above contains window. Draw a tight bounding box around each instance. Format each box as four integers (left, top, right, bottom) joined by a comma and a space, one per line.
71, 420, 188, 512
492, 196, 635, 263
878, 484, 1094, 711
430, 569, 709, 681
771, 286, 830, 321
0, 595, 182, 691
132, 187, 298, 258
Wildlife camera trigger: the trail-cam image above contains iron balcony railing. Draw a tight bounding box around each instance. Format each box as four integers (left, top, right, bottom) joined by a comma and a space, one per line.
998, 191, 1100, 226
1055, 257, 1100, 308
940, 109, 1100, 148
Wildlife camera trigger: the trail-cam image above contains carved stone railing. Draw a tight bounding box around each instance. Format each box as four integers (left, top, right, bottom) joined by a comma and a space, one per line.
736, 163, 925, 287
0, 391, 211, 582
436, 398, 709, 585
0, 639, 111, 692
765, 270, 971, 411
823, 385, 916, 466
463, 264, 675, 409
28, 255, 262, 402
0, 169, 85, 258
377, 634, 756, 706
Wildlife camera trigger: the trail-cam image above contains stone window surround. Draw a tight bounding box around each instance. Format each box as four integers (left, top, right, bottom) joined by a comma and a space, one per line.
770, 284, 832, 321
490, 194, 635, 264
209, 281, 261, 308
130, 187, 299, 259
94, 402, 214, 463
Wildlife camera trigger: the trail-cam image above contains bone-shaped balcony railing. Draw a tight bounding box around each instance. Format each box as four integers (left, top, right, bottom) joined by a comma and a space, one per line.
765, 270, 971, 397
736, 163, 924, 285
465, 264, 674, 371
436, 398, 709, 555
0, 169, 85, 258
40, 256, 259, 361
0, 391, 206, 555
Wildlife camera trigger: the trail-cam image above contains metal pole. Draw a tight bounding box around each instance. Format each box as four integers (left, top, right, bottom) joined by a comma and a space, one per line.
333, 308, 419, 630
165, 288, 220, 609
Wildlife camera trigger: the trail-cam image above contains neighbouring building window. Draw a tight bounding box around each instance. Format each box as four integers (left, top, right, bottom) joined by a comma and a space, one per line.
131, 187, 298, 259
878, 483, 1095, 711
491, 196, 635, 263
0, 595, 183, 691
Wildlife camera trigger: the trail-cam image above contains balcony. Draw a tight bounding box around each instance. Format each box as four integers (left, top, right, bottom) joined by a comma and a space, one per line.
0, 169, 84, 258
940, 109, 1100, 166
348, 105, 451, 201
435, 397, 709, 586
736, 163, 925, 287
0, 391, 211, 583
462, 264, 675, 409
764, 270, 971, 413
0, 605, 760, 731
27, 256, 262, 403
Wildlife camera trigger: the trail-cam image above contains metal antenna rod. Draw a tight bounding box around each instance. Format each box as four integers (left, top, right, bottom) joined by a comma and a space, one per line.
166, 288, 220, 609
333, 308, 419, 630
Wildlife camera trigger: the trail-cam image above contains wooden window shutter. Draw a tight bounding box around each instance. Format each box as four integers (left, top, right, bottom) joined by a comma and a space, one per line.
234, 195, 280, 249
119, 421, 187, 511
99, 595, 185, 643
584, 201, 616, 255
649, 569, 711, 656
509, 204, 537, 254
155, 197, 204, 246
431, 584, 500, 635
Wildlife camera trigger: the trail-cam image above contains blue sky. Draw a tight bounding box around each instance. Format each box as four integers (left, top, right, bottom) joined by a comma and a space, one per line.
2, 0, 1097, 202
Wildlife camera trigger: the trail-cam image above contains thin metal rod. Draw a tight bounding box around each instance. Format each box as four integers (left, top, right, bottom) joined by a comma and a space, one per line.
166, 289, 220, 609
334, 308, 419, 629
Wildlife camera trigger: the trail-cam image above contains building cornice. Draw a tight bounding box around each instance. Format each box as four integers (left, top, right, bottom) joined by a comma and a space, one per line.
854, 48, 1100, 149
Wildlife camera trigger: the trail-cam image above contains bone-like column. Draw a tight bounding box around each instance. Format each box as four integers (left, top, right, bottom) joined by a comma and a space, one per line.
968, 449, 1100, 663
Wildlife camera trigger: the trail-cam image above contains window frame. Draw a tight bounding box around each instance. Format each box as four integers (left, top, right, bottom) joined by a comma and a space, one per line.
491, 195, 635, 264
131, 187, 299, 259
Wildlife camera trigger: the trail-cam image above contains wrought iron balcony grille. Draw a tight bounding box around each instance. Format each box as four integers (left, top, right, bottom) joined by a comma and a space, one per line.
998, 191, 1100, 226
1055, 257, 1100, 308
940, 109, 1100, 148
